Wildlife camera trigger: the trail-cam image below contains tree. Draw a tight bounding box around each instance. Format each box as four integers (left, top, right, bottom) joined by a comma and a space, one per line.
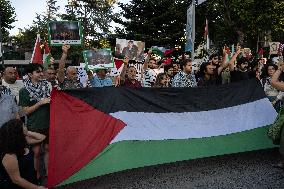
12, 0, 61, 60
61, 0, 118, 48
117, 0, 190, 48
0, 0, 16, 41
198, 0, 284, 49
46, 0, 60, 20
117, 0, 284, 52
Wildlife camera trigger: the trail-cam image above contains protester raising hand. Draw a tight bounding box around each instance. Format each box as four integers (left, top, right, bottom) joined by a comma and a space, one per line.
62, 44, 70, 54
236, 44, 242, 54
120, 56, 129, 82
228, 44, 242, 71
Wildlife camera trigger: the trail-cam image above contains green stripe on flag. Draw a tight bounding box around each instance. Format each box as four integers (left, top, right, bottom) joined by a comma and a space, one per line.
59, 126, 276, 186
43, 54, 52, 70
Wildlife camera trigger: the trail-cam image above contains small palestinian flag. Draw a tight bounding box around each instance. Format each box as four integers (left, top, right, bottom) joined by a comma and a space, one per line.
151, 48, 164, 58
43, 42, 52, 69
48, 79, 277, 187
31, 34, 43, 64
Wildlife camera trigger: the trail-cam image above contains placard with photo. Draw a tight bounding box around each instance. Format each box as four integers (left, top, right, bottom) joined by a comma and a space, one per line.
269, 42, 280, 55
83, 49, 114, 70
48, 21, 83, 46
115, 39, 145, 62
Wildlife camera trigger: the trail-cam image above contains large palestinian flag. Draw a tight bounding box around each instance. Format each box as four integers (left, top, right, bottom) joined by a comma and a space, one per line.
48, 79, 277, 187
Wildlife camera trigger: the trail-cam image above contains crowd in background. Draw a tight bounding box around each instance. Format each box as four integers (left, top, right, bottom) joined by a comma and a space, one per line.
0, 43, 284, 189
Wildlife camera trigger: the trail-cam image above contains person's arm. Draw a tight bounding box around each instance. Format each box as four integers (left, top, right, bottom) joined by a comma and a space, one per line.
217, 46, 228, 75
22, 98, 50, 115
120, 57, 129, 82
142, 50, 152, 71
272, 91, 284, 106
58, 45, 70, 84
271, 64, 284, 91
19, 89, 50, 115
2, 154, 47, 189
228, 46, 242, 72
24, 127, 46, 144
11, 97, 20, 119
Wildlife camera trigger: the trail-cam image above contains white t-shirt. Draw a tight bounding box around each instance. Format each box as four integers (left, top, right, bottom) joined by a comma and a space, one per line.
142, 68, 164, 87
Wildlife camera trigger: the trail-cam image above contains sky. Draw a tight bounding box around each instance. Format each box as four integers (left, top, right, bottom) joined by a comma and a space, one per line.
9, 0, 129, 36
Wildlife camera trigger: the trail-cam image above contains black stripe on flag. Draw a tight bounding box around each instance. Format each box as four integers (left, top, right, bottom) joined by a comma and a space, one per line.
64, 79, 265, 113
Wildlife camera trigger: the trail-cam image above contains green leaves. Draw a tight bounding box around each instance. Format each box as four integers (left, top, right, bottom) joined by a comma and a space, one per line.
0, 0, 16, 41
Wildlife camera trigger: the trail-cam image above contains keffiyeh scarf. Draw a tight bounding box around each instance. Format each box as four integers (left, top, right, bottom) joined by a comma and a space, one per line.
23, 78, 51, 102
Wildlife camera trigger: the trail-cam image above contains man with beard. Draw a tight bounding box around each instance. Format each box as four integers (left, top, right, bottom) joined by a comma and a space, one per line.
229, 57, 252, 83
2, 67, 24, 103
44, 66, 58, 87
172, 59, 197, 88
120, 57, 141, 88
164, 63, 175, 86
208, 45, 241, 85
197, 62, 218, 86
57, 45, 83, 90
142, 50, 161, 87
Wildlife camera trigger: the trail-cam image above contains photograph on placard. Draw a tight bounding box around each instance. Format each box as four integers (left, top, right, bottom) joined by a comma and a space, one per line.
116, 38, 145, 62
269, 42, 280, 55
83, 49, 114, 70
48, 21, 83, 46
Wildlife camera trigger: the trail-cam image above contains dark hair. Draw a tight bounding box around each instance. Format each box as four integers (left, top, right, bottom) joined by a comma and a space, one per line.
154, 73, 167, 87
181, 59, 192, 70
164, 63, 174, 72
236, 57, 249, 66
127, 66, 136, 70
199, 62, 211, 77
263, 63, 278, 77
128, 60, 136, 64
95, 69, 107, 73
0, 119, 27, 155
209, 53, 218, 60
25, 63, 43, 74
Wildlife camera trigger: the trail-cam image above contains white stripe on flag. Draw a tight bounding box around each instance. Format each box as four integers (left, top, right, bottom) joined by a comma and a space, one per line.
111, 98, 277, 143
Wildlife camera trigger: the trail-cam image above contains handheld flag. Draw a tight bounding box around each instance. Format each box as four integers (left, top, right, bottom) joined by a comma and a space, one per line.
31, 34, 43, 64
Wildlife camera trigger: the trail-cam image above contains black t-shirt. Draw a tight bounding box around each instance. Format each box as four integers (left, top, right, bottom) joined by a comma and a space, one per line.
0, 149, 37, 189
213, 64, 222, 85
230, 70, 250, 83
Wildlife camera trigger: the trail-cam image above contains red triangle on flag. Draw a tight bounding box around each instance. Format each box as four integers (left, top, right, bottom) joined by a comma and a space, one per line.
47, 90, 126, 187
31, 34, 43, 64
115, 59, 124, 70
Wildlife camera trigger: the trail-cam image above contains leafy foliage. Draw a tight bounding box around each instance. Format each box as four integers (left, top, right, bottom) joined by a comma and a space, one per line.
0, 0, 16, 41
118, 0, 284, 52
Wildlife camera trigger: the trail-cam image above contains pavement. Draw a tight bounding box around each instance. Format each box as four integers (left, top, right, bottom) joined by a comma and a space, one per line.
58, 148, 284, 189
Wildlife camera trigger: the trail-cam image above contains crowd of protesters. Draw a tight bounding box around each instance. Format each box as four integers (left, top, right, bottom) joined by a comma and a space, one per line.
0, 43, 284, 189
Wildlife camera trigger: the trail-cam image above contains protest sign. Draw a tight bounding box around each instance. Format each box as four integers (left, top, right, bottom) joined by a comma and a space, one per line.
48, 21, 83, 46
116, 39, 145, 62
83, 49, 114, 70
242, 48, 251, 58
74, 66, 88, 87
269, 42, 280, 55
